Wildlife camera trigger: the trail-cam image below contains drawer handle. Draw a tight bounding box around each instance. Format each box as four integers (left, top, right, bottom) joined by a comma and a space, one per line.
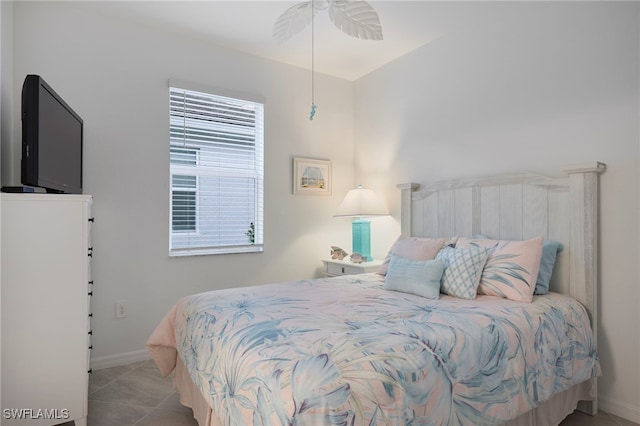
341, 267, 345, 273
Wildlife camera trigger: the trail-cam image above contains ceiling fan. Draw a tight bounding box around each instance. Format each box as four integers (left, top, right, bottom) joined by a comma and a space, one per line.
274, 1, 383, 120
273, 0, 384, 43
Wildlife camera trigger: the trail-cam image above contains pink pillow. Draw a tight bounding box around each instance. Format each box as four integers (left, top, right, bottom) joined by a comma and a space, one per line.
377, 235, 452, 276
456, 236, 543, 303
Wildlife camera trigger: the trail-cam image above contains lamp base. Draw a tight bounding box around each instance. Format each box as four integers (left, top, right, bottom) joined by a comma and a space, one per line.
352, 219, 372, 262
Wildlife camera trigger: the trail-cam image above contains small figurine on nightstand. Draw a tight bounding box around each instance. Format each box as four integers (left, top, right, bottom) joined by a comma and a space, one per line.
330, 246, 349, 260
350, 253, 364, 264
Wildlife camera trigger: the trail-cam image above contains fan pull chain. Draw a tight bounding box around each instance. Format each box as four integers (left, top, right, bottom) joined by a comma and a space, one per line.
309, 0, 317, 120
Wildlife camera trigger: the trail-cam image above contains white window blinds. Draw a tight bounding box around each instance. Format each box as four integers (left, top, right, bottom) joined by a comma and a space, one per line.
169, 84, 264, 256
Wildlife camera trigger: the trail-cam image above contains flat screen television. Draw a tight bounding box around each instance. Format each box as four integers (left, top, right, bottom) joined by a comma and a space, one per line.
21, 74, 83, 194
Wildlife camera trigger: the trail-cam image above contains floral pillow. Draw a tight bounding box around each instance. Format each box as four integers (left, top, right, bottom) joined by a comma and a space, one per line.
473, 235, 562, 295
456, 236, 544, 303
377, 235, 455, 276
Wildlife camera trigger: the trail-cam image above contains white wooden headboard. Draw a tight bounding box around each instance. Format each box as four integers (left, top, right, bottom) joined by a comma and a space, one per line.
398, 162, 604, 414
397, 161, 605, 330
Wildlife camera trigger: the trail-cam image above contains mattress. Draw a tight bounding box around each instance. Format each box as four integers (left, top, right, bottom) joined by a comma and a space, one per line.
147, 273, 600, 425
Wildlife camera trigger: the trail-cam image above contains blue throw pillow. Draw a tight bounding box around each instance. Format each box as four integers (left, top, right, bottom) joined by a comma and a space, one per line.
383, 255, 444, 299
534, 240, 563, 294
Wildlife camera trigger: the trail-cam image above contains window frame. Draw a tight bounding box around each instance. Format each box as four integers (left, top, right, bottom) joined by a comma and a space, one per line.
168, 79, 265, 257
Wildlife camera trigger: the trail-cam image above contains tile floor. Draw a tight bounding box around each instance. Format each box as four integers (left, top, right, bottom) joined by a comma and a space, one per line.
68, 359, 637, 426
84, 360, 196, 426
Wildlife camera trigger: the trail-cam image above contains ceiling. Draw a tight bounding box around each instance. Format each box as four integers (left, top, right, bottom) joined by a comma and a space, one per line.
71, 1, 465, 81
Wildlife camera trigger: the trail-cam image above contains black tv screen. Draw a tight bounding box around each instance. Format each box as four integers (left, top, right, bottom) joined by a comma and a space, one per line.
21, 74, 83, 194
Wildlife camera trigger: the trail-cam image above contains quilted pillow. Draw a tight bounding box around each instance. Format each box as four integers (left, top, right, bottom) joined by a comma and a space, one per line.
456, 236, 544, 303
383, 255, 444, 299
534, 240, 563, 295
377, 235, 455, 276
435, 246, 488, 300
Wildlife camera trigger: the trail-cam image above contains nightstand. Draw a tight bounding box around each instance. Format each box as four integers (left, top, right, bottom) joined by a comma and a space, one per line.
322, 258, 383, 277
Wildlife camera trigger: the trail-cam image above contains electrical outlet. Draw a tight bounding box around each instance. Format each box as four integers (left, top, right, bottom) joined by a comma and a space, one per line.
115, 301, 128, 319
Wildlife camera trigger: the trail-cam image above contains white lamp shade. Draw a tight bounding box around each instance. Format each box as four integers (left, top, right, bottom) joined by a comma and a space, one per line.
334, 186, 389, 217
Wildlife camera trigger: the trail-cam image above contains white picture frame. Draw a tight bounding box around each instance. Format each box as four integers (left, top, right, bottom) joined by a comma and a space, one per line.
293, 157, 332, 196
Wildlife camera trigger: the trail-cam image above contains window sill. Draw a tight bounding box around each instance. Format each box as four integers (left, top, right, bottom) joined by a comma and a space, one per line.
169, 244, 263, 257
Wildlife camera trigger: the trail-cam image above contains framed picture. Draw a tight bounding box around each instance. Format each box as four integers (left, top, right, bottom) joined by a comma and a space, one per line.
293, 157, 332, 196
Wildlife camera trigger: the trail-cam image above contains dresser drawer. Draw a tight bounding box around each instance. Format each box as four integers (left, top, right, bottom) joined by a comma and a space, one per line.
327, 262, 362, 276
322, 259, 383, 277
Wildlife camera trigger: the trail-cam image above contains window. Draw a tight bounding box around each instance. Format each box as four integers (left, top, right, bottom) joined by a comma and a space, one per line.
169, 82, 264, 256
171, 174, 196, 232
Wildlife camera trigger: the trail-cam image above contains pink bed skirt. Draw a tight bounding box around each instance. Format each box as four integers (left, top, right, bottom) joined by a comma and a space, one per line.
171, 357, 597, 426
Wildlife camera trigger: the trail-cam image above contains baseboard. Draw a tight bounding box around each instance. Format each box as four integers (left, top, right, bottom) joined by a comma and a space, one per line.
90, 349, 150, 371
599, 394, 640, 424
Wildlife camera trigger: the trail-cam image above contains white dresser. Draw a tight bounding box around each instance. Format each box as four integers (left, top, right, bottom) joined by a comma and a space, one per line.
1, 194, 92, 426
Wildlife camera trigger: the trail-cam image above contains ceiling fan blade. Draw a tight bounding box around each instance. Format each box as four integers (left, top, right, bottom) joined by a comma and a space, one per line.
273, 1, 316, 43
329, 0, 383, 40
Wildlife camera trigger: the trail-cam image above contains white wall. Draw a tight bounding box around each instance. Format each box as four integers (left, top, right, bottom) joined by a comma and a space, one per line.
354, 2, 640, 422
0, 0, 4, 413
0, 0, 15, 412
5, 1, 640, 422
8, 2, 355, 364
0, 1, 13, 187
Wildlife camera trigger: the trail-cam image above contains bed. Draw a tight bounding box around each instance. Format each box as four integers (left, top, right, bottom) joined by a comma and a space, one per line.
147, 162, 604, 426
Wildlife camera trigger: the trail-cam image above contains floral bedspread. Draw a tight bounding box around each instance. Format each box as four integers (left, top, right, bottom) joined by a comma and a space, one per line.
147, 274, 599, 426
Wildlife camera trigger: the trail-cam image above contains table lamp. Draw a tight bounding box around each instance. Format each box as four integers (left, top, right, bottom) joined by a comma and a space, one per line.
334, 185, 389, 261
